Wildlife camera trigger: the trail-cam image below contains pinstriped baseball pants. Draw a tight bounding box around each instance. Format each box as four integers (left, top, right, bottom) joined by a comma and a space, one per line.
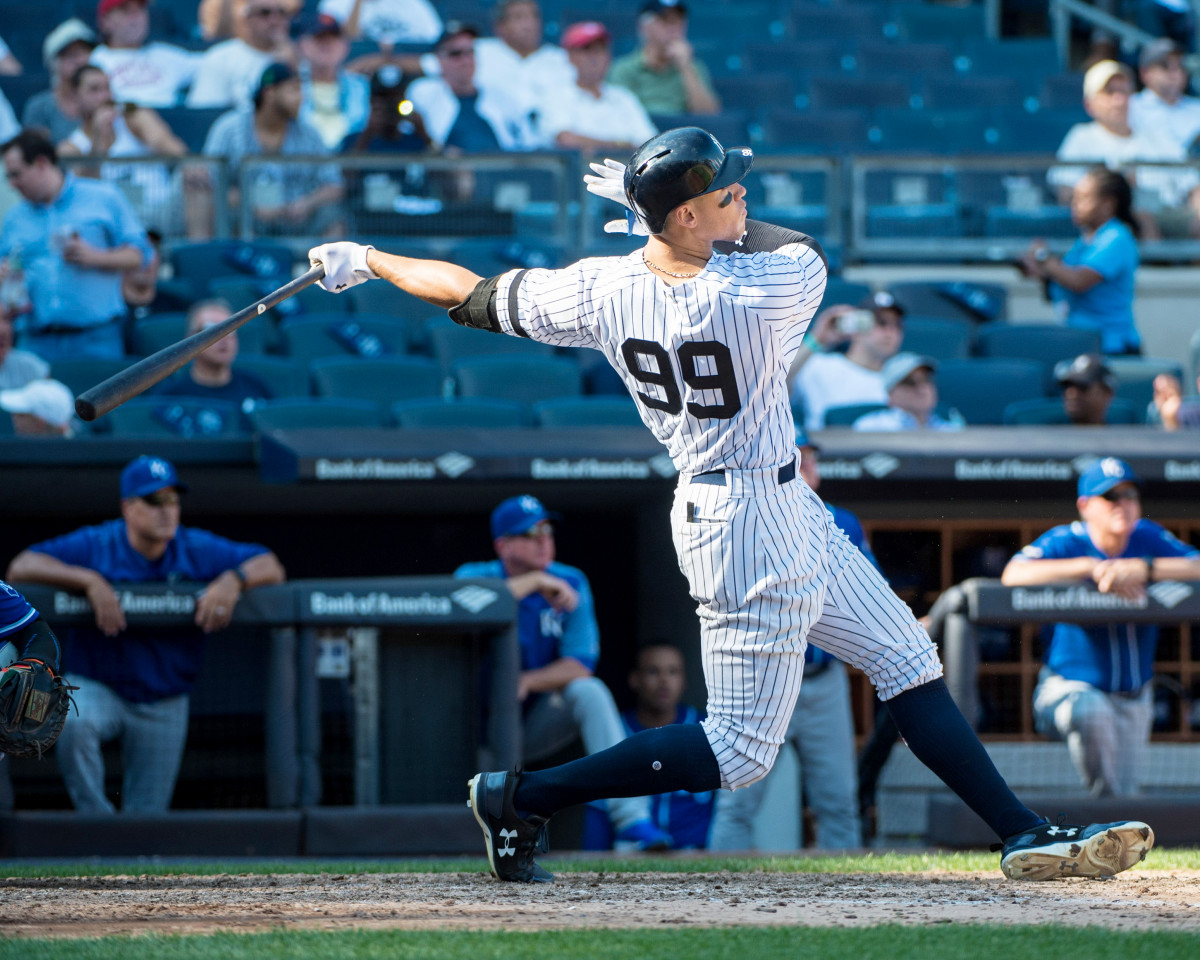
671, 463, 943, 791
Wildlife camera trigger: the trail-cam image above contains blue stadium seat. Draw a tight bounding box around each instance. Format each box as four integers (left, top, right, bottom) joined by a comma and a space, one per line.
824, 402, 889, 426
975, 324, 1103, 390
1039, 72, 1085, 110
453, 355, 583, 406
0, 73, 48, 118
167, 241, 295, 301
866, 205, 961, 239
922, 75, 1021, 111
895, 3, 986, 42
1105, 357, 1186, 420
936, 359, 1047, 425
280, 313, 412, 367
348, 275, 441, 351
231, 356, 310, 398
391, 397, 530, 428
310, 356, 444, 404
889, 280, 1008, 323
993, 106, 1084, 152
686, 3, 783, 44
761, 108, 871, 152
46, 357, 133, 400
808, 75, 911, 111
650, 112, 750, 149
984, 206, 1076, 239
1003, 396, 1138, 425
959, 38, 1060, 95
868, 109, 998, 154
106, 397, 245, 437
784, 4, 888, 42
156, 107, 226, 153
426, 318, 557, 375
820, 277, 872, 310
854, 40, 955, 77
533, 396, 644, 428
901, 317, 975, 361
713, 73, 796, 113
249, 398, 385, 432
741, 40, 845, 76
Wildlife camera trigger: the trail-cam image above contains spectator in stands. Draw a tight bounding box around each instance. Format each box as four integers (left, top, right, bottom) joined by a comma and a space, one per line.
475, 1, 574, 143
708, 430, 865, 852
0, 88, 17, 150
1002, 457, 1200, 797
22, 19, 98, 143
1055, 353, 1119, 425
406, 23, 534, 151
584, 641, 714, 851
91, 0, 199, 109
0, 35, 22, 75
453, 495, 673, 851
1020, 168, 1143, 355
609, 0, 719, 117
789, 291, 905, 431
298, 14, 371, 151
198, 0, 301, 41
202, 62, 346, 239
154, 299, 273, 412
340, 64, 432, 152
188, 0, 298, 110
853, 353, 963, 432
0, 312, 48, 390
1130, 38, 1200, 151
58, 64, 188, 235
1047, 59, 1199, 239
6, 455, 287, 813
0, 377, 75, 437
539, 22, 657, 153
1131, 0, 1195, 54
319, 0, 442, 46
1151, 372, 1200, 429
0, 128, 152, 361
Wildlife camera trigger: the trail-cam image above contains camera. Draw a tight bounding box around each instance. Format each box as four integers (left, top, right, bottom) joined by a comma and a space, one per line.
836, 309, 876, 335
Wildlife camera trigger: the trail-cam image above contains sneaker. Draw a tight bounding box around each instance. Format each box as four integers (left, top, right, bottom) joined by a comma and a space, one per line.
999, 819, 1154, 881
467, 769, 554, 883
613, 819, 673, 852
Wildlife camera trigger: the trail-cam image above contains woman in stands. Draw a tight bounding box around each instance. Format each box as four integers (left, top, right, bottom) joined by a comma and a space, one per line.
1019, 167, 1141, 356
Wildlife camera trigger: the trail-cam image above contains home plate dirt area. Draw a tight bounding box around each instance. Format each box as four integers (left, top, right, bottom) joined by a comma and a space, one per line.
0, 870, 1197, 937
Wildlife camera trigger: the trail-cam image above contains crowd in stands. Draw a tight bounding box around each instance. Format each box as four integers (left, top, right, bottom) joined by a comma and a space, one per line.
0, 1, 1197, 437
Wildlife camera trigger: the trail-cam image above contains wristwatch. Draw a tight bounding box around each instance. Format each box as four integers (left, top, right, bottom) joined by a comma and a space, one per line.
1034, 247, 1051, 263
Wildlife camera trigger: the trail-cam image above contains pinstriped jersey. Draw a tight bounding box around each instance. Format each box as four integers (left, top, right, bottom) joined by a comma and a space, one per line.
494, 244, 827, 474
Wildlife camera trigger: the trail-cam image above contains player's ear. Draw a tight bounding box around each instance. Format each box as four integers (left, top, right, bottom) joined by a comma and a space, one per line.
672, 202, 699, 230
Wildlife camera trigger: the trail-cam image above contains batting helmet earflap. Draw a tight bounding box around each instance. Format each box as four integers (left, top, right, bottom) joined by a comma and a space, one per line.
623, 127, 753, 234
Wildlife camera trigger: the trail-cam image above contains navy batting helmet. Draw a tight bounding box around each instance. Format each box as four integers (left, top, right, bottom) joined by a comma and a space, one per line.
624, 127, 753, 235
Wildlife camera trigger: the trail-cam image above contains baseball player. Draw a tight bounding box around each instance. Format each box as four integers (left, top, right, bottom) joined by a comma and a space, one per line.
0, 580, 63, 682
308, 126, 1154, 884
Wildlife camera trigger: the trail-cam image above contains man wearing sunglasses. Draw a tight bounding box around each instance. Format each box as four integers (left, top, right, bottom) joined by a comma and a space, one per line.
188, 0, 299, 109
1002, 457, 1200, 797
5, 455, 285, 813
454, 495, 672, 851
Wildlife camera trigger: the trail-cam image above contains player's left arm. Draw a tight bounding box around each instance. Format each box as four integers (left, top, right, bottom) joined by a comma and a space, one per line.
193, 538, 286, 634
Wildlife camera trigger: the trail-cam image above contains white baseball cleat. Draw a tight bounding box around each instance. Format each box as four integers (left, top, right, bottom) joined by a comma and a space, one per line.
999, 819, 1154, 881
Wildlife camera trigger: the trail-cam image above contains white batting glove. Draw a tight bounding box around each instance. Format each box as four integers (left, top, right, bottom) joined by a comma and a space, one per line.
308, 242, 377, 294
585, 159, 651, 236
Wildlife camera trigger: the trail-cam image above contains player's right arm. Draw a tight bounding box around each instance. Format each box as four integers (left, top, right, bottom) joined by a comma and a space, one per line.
1000, 555, 1100, 586
5, 551, 126, 637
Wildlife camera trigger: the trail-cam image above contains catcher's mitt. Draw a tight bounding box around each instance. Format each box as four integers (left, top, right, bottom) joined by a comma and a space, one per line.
0, 658, 77, 759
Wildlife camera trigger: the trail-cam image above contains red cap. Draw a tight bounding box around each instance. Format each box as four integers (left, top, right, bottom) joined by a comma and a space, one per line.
562, 21, 611, 50
98, 0, 146, 17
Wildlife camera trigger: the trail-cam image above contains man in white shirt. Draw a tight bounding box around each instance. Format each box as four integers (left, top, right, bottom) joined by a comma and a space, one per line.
318, 0, 441, 45
1129, 38, 1200, 151
188, 0, 298, 109
538, 22, 657, 153
406, 22, 533, 150
474, 0, 574, 141
91, 0, 198, 108
789, 291, 905, 431
1047, 59, 1198, 235
853, 354, 963, 432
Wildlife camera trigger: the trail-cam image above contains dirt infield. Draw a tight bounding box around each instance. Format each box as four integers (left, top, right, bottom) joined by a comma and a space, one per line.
0, 870, 1197, 938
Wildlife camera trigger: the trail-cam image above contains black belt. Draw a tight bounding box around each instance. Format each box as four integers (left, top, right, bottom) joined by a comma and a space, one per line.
693, 458, 796, 486
803, 658, 831, 678
32, 317, 123, 336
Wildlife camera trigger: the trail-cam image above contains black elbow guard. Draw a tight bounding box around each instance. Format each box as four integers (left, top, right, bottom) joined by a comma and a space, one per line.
448, 274, 504, 333
715, 219, 828, 272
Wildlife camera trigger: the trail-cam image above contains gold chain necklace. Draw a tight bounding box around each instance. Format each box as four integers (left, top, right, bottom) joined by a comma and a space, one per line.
642, 252, 701, 279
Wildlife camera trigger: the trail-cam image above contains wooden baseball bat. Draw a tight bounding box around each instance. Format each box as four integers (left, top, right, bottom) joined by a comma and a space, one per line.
74, 264, 326, 422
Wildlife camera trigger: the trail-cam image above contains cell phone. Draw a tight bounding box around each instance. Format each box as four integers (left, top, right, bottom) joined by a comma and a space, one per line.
836, 309, 875, 335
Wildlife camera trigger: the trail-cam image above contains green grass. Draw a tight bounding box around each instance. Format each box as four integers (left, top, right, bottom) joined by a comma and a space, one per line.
10, 926, 1200, 960
2, 847, 1197, 879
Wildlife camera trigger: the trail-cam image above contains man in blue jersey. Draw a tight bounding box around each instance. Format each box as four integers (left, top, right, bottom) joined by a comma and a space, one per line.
455, 495, 671, 850
1002, 457, 1200, 796
5, 455, 286, 813
708, 430, 865, 850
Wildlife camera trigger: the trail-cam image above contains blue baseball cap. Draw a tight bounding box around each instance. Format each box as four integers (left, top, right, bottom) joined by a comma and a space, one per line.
491, 495, 558, 538
794, 426, 819, 451
1077, 457, 1140, 498
120, 455, 188, 499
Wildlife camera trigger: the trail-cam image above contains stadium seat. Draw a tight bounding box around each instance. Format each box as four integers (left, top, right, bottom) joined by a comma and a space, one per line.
106, 397, 244, 437
684, 2, 782, 44
1003, 396, 1138, 425
155, 107, 226, 154
249, 398, 385, 432
808, 75, 911, 111
231, 356, 310, 398
1105, 357, 1186, 419
922, 75, 1021, 111
46, 357, 132, 399
761, 108, 871, 152
974, 324, 1103, 390
901, 317, 975, 361
866, 205, 961, 239
868, 109, 998, 154
391, 397, 530, 428
310, 356, 444, 404
854, 41, 955, 77
935, 359, 1047, 425
0, 73, 48, 118
820, 277, 872, 310
783, 4, 887, 42
426, 318, 557, 375
533, 396, 644, 428
453, 355, 583, 406
894, 3, 986, 42
167, 241, 295, 300
741, 40, 844, 76
650, 112, 750, 149
712, 74, 795, 112
280, 313, 411, 366
348, 278, 440, 352
1039, 72, 1085, 110
984, 206, 1077, 239
959, 38, 1060, 95
993, 106, 1085, 153
129, 312, 188, 357
823, 402, 889, 426
889, 281, 1007, 323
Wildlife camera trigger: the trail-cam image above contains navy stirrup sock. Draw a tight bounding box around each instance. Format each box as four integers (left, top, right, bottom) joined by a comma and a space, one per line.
885, 677, 1041, 840
513, 722, 721, 817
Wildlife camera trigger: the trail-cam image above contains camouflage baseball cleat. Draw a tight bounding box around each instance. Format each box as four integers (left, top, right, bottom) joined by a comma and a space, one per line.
999, 819, 1154, 881
468, 769, 554, 883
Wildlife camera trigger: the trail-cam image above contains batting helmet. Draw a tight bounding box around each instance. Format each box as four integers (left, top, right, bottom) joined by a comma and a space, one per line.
624, 127, 754, 235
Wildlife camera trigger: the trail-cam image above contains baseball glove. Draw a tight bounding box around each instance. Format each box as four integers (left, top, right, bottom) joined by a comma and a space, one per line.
0, 658, 77, 759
